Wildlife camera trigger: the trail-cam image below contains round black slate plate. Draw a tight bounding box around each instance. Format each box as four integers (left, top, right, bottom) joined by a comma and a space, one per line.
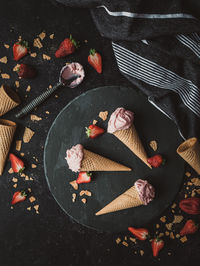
44, 86, 184, 232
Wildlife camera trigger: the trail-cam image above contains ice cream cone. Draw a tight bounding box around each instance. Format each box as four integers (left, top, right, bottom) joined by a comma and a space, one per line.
96, 185, 143, 216
80, 149, 131, 172
0, 85, 21, 116
177, 137, 200, 175
0, 119, 16, 175
113, 125, 151, 168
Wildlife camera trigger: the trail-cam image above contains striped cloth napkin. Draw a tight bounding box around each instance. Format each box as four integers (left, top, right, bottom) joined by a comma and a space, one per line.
57, 0, 200, 139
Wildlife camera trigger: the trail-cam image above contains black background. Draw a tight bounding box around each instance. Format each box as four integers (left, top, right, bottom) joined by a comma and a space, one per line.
0, 0, 200, 265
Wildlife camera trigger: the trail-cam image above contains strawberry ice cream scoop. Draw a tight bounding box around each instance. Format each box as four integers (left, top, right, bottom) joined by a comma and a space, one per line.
107, 107, 134, 133
60, 62, 85, 88
135, 179, 155, 205
66, 144, 84, 172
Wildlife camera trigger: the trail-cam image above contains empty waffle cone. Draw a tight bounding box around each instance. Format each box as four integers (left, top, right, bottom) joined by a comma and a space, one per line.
0, 119, 16, 175
0, 85, 21, 116
113, 125, 151, 168
80, 149, 131, 172
96, 185, 143, 216
177, 137, 200, 175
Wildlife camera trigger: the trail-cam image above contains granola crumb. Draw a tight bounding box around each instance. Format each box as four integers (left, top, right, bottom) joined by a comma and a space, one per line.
122, 241, 128, 247
20, 153, 25, 157
115, 238, 121, 244
26, 85, 31, 92
13, 184, 17, 188
49, 33, 54, 39
191, 178, 200, 186
81, 198, 87, 204
156, 224, 160, 229
173, 215, 183, 224
29, 177, 34, 181
16, 140, 22, 151
12, 177, 18, 183
25, 175, 29, 181
33, 38, 43, 48
4, 44, 9, 49
70, 180, 78, 190
165, 231, 169, 236
0, 56, 8, 64
80, 190, 92, 197
45, 111, 50, 114
191, 190, 196, 197
176, 234, 180, 238
23, 127, 35, 143
99, 111, 108, 121
8, 168, 14, 174
43, 54, 51, 60
129, 237, 136, 243
15, 81, 20, 88
149, 140, 158, 151
1, 73, 10, 79
29, 196, 36, 203
185, 172, 191, 177
33, 205, 39, 211
31, 164, 37, 168
180, 236, 187, 243
39, 31, 46, 40
93, 120, 98, 125
158, 233, 164, 238
171, 203, 176, 209
72, 193, 76, 202
21, 173, 25, 177
30, 52, 37, 58
27, 207, 31, 211
30, 114, 42, 121
170, 232, 175, 239
165, 223, 173, 231
160, 216, 166, 223
140, 250, 144, 256
124, 236, 127, 241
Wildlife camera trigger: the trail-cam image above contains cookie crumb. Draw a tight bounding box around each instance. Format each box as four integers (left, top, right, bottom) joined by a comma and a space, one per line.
176, 234, 180, 238
45, 111, 50, 114
191, 178, 200, 186
30, 52, 37, 58
165, 223, 173, 231
129, 237, 136, 243
122, 241, 128, 247
28, 188, 31, 192
0, 56, 8, 64
170, 232, 175, 239
149, 140, 158, 151
33, 38, 43, 48
158, 233, 164, 238
12, 177, 18, 183
26, 85, 31, 92
13, 64, 20, 71
29, 196, 36, 203
81, 198, 87, 204
165, 231, 169, 236
80, 190, 92, 197
185, 172, 191, 177
16, 140, 22, 151
168, 252, 171, 256
140, 250, 144, 256
1, 73, 10, 79
27, 207, 31, 211
39, 32, 46, 40
173, 215, 183, 224
99, 111, 108, 121
70, 180, 78, 190
23, 127, 35, 143
11, 206, 14, 209
33, 205, 39, 211
160, 216, 166, 223
49, 34, 54, 39
43, 54, 51, 60
4, 44, 9, 49
156, 224, 160, 229
115, 238, 121, 244
29, 177, 34, 181
15, 81, 20, 88
93, 120, 98, 125
171, 203, 176, 209
20, 153, 25, 157
30, 114, 42, 121
13, 184, 17, 188
8, 168, 14, 174
180, 236, 187, 243
72, 193, 76, 202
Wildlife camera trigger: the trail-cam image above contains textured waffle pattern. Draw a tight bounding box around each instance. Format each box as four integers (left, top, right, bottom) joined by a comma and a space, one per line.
113, 125, 151, 168
177, 137, 200, 174
0, 85, 20, 116
96, 185, 143, 215
23, 127, 35, 143
0, 120, 16, 175
81, 149, 131, 172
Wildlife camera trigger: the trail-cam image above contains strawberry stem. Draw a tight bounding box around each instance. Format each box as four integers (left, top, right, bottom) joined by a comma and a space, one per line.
90, 48, 96, 56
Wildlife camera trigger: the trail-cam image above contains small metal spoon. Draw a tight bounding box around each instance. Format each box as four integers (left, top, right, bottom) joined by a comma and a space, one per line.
15, 65, 81, 119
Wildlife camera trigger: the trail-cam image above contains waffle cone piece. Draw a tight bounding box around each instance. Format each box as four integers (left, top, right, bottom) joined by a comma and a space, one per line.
0, 119, 16, 175
177, 137, 200, 174
113, 125, 151, 168
96, 185, 143, 216
80, 149, 131, 172
0, 85, 21, 116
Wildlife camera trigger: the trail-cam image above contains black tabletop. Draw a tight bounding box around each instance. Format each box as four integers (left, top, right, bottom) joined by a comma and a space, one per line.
0, 1, 200, 266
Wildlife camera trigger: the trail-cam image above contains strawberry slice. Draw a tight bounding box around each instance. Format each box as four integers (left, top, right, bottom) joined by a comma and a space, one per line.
13, 40, 29, 61
11, 191, 27, 205
55, 35, 78, 58
9, 153, 25, 174
151, 237, 164, 257
147, 154, 164, 168
180, 220, 198, 236
85, 125, 104, 139
88, 49, 102, 73
17, 64, 37, 79
128, 227, 149, 240
76, 172, 92, 184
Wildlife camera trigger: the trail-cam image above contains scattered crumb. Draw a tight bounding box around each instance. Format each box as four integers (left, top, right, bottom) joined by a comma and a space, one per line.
176, 234, 180, 238
45, 111, 50, 114
191, 178, 200, 186
149, 140, 158, 151
25, 175, 29, 181
31, 163, 37, 168
168, 252, 171, 256
165, 223, 172, 231
191, 190, 196, 197
99, 111, 108, 121
180, 236, 187, 243
30, 114, 42, 121
16, 140, 22, 151
129, 237, 136, 243
12, 177, 18, 183
43, 54, 51, 60
27, 207, 31, 211
160, 216, 166, 223
93, 120, 98, 125
20, 153, 25, 157
140, 250, 144, 256
29, 177, 34, 181
80, 190, 92, 197
4, 44, 9, 49
170, 232, 175, 239
33, 205, 39, 211
184, 194, 188, 198
29, 196, 36, 203
39, 32, 46, 40
28, 188, 31, 192
84, 40, 88, 43
1, 73, 10, 79
13, 64, 20, 71
185, 172, 191, 177
8, 168, 14, 174
48, 85, 52, 89
70, 180, 78, 190
124, 236, 127, 241
116, 238, 121, 244
21, 173, 25, 177
11, 206, 14, 209
165, 231, 169, 236
196, 189, 200, 194
156, 224, 160, 229
173, 215, 183, 224
186, 187, 189, 190
171, 203, 176, 209
33, 38, 43, 48
158, 233, 164, 238
0, 56, 8, 64
72, 193, 76, 202
30, 52, 37, 58
81, 198, 87, 204
122, 241, 128, 247
55, 95, 59, 98
13, 184, 17, 188
15, 81, 20, 88
26, 85, 31, 92
23, 127, 35, 143
49, 33, 54, 39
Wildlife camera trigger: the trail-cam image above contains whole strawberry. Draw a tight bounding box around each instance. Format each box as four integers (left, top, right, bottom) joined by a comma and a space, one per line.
147, 154, 164, 168
180, 220, 198, 236
17, 64, 37, 79
13, 40, 29, 61
55, 35, 78, 58
88, 49, 102, 73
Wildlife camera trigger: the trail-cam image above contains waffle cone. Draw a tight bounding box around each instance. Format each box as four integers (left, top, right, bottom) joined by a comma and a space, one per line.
80, 149, 131, 172
96, 185, 143, 216
0, 119, 16, 175
0, 85, 21, 116
113, 125, 151, 168
177, 137, 200, 174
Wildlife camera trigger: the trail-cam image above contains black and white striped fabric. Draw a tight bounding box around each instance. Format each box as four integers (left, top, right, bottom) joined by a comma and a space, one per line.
57, 0, 200, 140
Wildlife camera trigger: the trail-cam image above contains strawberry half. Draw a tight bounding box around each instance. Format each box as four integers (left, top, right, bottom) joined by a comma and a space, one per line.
85, 125, 104, 139
13, 40, 29, 61
17, 64, 37, 79
128, 227, 149, 240
147, 154, 164, 168
151, 237, 164, 257
9, 153, 25, 174
55, 35, 78, 58
180, 220, 198, 236
76, 172, 92, 184
11, 191, 27, 205
88, 49, 102, 73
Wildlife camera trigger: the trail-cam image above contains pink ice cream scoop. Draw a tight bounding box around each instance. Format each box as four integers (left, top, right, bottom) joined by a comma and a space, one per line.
107, 107, 134, 133
60, 62, 85, 88
135, 179, 155, 205
66, 144, 84, 172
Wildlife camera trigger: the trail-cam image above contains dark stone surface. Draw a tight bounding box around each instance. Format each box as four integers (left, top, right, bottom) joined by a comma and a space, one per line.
0, 0, 200, 265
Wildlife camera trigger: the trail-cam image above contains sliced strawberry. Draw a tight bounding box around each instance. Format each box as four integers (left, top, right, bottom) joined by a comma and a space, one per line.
11, 191, 27, 205
147, 154, 164, 168
17, 64, 37, 79
9, 153, 25, 174
85, 125, 104, 139
151, 237, 164, 257
55, 35, 78, 58
180, 220, 198, 236
128, 227, 149, 240
76, 172, 92, 184
13, 40, 29, 61
88, 49, 102, 73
